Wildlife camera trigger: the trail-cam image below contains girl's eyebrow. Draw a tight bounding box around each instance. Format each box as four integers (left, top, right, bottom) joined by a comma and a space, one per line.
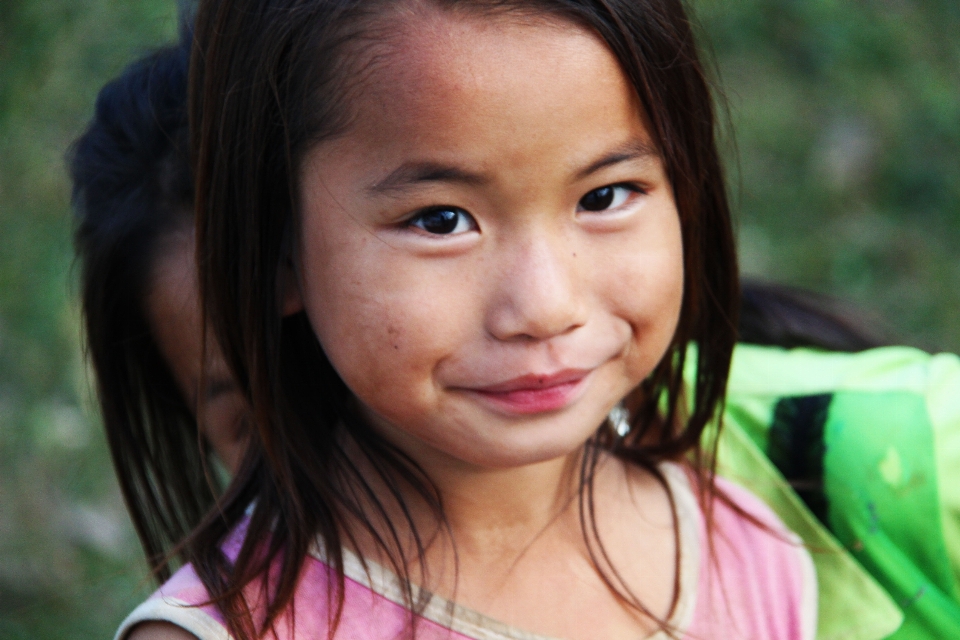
207, 378, 238, 400
188, 377, 234, 410
366, 139, 658, 197
367, 162, 488, 196
573, 139, 660, 181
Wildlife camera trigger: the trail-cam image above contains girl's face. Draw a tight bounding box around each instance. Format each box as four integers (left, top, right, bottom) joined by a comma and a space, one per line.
294, 10, 683, 472
147, 229, 248, 473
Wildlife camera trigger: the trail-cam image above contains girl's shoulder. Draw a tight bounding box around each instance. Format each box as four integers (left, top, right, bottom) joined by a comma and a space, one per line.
114, 562, 228, 640
114, 531, 483, 640
664, 463, 818, 640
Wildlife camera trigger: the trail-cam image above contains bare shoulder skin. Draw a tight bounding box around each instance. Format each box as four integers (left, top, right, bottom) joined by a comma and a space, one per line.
125, 621, 199, 640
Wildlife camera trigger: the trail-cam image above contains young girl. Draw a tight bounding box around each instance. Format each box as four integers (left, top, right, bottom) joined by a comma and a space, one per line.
117, 0, 817, 638
71, 36, 248, 578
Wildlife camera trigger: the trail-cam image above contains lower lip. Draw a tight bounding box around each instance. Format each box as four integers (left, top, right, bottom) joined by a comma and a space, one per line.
468, 377, 588, 415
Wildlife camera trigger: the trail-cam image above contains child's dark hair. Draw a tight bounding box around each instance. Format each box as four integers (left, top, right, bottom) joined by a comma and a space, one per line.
739, 279, 888, 352
70, 35, 216, 581
188, 0, 739, 637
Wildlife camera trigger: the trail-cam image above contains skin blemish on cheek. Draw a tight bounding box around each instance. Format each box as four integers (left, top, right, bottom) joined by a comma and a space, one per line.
387, 323, 402, 351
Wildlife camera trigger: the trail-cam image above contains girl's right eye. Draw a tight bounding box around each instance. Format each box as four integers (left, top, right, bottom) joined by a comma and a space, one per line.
407, 206, 477, 235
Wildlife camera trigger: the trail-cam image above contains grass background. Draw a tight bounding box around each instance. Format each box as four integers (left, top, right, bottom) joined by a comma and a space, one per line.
0, 2, 180, 637
0, 0, 957, 637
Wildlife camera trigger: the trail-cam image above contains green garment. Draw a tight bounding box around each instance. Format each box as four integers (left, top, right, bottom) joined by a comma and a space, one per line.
692, 344, 960, 639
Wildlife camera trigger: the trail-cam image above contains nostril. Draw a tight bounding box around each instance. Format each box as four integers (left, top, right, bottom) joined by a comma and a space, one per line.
487, 299, 586, 342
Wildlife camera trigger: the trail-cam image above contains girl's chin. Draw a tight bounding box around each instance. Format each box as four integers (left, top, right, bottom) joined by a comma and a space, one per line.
352, 390, 616, 471
426, 417, 607, 471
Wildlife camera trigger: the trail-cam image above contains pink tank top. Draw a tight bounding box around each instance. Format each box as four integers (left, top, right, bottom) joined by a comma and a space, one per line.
115, 465, 816, 640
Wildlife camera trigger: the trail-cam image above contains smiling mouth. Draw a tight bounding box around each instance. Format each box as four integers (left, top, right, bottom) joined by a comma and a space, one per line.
464, 369, 592, 415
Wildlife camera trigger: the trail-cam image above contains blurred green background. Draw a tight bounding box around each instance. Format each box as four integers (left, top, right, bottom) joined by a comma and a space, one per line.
0, 0, 957, 638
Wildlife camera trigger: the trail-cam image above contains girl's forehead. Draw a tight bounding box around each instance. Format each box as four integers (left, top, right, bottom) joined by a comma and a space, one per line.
365, 8, 614, 88
299, 5, 659, 215
385, 5, 587, 54
333, 8, 647, 151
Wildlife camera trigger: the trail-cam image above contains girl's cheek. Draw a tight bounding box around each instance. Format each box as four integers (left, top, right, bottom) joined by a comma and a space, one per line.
304, 251, 474, 415
601, 216, 684, 367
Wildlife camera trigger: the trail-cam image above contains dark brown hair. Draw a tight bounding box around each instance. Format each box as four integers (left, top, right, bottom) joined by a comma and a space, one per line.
70, 35, 222, 581
189, 0, 738, 637
738, 278, 889, 352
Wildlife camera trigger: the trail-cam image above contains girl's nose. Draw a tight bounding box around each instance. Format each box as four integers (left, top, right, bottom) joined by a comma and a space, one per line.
485, 233, 586, 342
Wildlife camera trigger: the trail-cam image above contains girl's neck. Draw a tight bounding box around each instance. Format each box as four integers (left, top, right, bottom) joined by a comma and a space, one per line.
425, 453, 586, 566
341, 424, 589, 558
346, 398, 590, 549
337, 433, 678, 639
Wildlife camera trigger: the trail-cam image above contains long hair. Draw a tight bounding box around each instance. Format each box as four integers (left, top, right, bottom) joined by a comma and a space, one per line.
189, 0, 738, 637
70, 35, 218, 581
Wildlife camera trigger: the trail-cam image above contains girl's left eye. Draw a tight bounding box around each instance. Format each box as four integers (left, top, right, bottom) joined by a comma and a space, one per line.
577, 184, 637, 212
408, 206, 477, 235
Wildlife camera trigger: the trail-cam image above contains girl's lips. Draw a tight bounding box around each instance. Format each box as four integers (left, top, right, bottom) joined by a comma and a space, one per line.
463, 369, 592, 415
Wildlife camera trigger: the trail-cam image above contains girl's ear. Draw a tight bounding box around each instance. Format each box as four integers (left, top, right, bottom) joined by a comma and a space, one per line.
280, 258, 304, 316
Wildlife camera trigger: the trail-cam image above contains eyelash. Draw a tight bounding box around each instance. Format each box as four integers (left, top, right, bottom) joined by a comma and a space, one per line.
576, 183, 644, 213
406, 206, 477, 236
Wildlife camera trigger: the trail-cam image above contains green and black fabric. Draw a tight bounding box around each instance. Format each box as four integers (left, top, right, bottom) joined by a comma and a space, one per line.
692, 344, 960, 640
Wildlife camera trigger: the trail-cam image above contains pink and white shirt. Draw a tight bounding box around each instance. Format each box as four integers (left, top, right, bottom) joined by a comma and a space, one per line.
116, 464, 816, 640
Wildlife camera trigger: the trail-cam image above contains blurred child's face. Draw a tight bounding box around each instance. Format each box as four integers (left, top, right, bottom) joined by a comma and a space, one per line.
294, 11, 683, 471
147, 229, 248, 473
